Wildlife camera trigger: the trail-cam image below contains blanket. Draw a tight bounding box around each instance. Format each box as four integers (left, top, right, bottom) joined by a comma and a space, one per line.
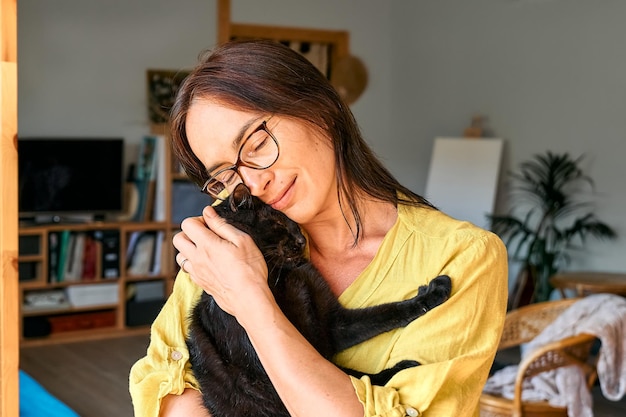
483, 294, 626, 417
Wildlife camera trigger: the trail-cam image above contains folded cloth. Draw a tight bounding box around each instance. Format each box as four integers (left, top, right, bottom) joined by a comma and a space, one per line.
483, 294, 626, 417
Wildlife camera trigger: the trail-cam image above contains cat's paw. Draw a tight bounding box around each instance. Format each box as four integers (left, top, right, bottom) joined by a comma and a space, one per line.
367, 360, 421, 385
416, 275, 452, 309
389, 359, 421, 371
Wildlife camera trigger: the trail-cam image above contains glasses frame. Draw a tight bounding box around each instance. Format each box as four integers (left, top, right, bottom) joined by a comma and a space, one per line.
200, 119, 279, 200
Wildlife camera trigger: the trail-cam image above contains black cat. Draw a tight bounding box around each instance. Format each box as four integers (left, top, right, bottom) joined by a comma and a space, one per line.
186, 186, 452, 417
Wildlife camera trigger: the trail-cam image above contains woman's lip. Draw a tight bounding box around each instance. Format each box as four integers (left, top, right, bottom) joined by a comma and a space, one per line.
268, 179, 295, 210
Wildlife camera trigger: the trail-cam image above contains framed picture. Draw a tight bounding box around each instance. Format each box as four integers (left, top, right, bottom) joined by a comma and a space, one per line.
146, 69, 190, 123
215, 1, 366, 104
217, 0, 348, 80
231, 34, 334, 78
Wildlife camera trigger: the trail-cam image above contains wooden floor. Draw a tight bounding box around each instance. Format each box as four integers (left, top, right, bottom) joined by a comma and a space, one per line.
20, 333, 151, 417
20, 334, 626, 417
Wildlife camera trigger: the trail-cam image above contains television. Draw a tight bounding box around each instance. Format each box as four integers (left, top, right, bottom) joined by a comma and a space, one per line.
18, 138, 124, 222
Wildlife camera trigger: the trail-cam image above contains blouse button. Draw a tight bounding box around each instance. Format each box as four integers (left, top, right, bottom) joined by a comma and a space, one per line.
406, 407, 419, 417
171, 350, 183, 361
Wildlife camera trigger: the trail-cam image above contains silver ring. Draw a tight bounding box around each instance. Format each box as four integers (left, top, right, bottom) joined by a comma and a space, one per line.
180, 258, 189, 272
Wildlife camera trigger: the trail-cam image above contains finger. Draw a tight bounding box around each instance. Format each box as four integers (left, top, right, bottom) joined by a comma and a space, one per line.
175, 252, 187, 266
174, 249, 193, 275
200, 206, 248, 245
172, 229, 198, 256
179, 214, 225, 246
179, 258, 190, 273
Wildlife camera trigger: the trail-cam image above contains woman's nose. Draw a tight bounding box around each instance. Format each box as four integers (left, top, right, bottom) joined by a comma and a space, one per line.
238, 165, 271, 195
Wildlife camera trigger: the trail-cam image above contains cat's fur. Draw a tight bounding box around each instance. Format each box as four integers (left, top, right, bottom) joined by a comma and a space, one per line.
186, 186, 452, 417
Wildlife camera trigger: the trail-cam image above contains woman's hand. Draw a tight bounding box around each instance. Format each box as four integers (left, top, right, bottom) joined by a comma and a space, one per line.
173, 205, 271, 319
173, 206, 364, 417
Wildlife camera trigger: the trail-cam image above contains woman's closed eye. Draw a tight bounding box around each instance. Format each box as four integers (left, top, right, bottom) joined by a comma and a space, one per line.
218, 169, 239, 185
244, 131, 271, 157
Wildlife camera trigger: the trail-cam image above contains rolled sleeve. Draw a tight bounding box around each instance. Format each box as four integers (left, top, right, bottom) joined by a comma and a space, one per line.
129, 270, 203, 417
351, 375, 415, 417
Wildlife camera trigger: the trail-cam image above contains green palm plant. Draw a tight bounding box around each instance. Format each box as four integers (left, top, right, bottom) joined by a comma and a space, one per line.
489, 151, 617, 304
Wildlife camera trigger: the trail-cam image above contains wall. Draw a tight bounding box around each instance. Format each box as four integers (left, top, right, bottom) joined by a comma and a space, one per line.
390, 0, 626, 275
18, 0, 216, 166
17, 0, 393, 173
18, 0, 626, 275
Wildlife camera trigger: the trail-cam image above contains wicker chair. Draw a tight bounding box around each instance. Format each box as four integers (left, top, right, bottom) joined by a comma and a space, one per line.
480, 298, 598, 417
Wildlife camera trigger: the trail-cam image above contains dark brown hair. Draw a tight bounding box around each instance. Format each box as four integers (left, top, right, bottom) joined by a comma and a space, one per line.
170, 39, 434, 242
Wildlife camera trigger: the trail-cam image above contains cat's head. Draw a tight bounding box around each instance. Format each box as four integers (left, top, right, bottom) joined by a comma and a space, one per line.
214, 184, 307, 266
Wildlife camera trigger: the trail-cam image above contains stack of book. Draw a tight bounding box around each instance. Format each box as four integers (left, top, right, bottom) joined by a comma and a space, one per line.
48, 230, 120, 283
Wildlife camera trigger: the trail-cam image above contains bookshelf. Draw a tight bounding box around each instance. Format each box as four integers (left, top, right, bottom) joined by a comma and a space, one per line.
17, 124, 211, 346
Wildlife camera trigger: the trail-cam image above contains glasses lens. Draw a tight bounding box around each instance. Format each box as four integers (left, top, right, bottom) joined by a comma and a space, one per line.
215, 168, 240, 186
202, 178, 225, 198
203, 168, 242, 200
239, 126, 279, 169
201, 121, 279, 200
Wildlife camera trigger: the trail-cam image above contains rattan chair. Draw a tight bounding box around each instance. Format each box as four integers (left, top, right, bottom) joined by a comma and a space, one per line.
480, 298, 598, 417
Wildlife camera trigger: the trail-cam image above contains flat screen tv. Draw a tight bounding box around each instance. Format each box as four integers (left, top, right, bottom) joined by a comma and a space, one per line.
18, 138, 124, 222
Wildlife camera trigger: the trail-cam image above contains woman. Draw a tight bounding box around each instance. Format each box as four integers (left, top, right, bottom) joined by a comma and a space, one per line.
129, 39, 508, 417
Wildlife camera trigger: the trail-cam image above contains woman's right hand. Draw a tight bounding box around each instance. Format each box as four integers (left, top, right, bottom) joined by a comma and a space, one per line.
172, 206, 273, 322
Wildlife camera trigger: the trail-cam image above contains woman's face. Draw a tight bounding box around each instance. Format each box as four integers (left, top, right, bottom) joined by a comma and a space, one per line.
186, 98, 338, 224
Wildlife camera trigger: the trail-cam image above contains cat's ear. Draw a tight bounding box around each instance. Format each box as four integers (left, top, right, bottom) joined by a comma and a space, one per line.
230, 183, 254, 211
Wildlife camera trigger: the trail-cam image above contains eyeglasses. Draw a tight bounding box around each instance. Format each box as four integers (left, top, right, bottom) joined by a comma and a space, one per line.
201, 118, 279, 200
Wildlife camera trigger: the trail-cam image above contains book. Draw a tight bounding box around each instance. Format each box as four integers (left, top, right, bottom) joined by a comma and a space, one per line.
48, 231, 60, 283
152, 135, 167, 222
133, 136, 158, 222
56, 230, 72, 282
63, 232, 86, 282
95, 230, 120, 279
126, 231, 156, 276
125, 231, 142, 269
150, 231, 164, 275
81, 233, 98, 281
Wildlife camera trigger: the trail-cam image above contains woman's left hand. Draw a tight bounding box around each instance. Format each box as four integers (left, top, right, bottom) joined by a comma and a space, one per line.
173, 205, 271, 319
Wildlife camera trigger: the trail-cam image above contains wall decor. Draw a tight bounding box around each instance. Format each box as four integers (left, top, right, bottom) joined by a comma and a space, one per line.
217, 0, 348, 81
146, 69, 190, 123
216, 0, 370, 103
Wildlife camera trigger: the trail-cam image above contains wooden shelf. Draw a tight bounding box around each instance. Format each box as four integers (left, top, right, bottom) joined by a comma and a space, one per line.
20, 326, 150, 348
17, 129, 189, 345
22, 303, 118, 317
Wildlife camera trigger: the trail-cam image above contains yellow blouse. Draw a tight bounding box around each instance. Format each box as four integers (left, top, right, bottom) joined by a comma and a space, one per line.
129, 204, 508, 417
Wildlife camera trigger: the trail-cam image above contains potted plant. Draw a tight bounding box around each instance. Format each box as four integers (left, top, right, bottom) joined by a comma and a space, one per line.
489, 151, 617, 306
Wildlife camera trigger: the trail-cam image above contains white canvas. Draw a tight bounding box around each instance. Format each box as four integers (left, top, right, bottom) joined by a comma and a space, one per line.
425, 137, 504, 229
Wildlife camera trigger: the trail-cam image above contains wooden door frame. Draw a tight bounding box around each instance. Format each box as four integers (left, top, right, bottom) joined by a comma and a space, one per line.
1, 0, 18, 416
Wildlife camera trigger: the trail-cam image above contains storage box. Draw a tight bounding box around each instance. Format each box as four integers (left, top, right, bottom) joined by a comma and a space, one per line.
65, 283, 119, 307
23, 316, 52, 338
126, 299, 165, 326
133, 280, 165, 302
48, 311, 116, 333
